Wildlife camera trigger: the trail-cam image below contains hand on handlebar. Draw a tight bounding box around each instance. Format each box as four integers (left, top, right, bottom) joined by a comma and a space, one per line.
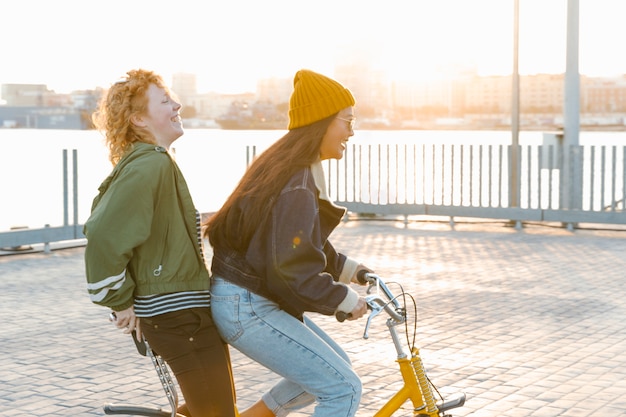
350, 297, 368, 320
351, 265, 374, 285
336, 296, 368, 322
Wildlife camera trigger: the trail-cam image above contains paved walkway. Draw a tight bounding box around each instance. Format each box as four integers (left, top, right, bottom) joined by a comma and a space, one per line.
1, 219, 626, 417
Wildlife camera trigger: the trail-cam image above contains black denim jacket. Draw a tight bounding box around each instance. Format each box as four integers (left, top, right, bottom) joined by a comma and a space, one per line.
210, 165, 355, 319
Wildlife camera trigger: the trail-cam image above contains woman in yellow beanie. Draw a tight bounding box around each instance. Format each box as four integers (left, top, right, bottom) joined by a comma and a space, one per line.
204, 69, 373, 417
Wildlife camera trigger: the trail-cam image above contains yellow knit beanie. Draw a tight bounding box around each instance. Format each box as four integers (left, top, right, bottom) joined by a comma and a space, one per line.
288, 69, 355, 130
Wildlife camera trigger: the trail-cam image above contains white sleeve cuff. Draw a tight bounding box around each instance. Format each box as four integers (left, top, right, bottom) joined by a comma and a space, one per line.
339, 256, 359, 284
336, 287, 359, 314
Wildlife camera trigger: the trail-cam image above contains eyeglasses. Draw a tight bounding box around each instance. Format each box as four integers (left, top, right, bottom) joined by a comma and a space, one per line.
336, 117, 356, 131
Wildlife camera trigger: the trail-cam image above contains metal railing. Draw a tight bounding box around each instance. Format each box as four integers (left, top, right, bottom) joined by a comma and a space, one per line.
324, 142, 626, 228
0, 149, 84, 253
3, 140, 626, 253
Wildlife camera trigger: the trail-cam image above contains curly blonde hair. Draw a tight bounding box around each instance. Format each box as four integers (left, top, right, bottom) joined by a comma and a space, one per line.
92, 69, 168, 165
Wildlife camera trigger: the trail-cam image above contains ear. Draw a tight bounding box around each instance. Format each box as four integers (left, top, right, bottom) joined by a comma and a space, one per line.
130, 114, 146, 127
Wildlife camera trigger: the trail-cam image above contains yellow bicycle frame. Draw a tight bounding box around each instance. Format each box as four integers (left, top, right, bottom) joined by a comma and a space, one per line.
374, 347, 440, 417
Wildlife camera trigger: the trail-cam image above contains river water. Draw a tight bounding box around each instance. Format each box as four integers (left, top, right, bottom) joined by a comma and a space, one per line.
1, 128, 625, 231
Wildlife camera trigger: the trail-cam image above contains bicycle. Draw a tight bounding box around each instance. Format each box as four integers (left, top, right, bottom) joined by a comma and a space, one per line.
102, 272, 466, 417
336, 271, 466, 417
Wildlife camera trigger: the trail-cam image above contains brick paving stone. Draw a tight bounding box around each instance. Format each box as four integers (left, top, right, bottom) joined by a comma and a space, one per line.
1, 220, 626, 416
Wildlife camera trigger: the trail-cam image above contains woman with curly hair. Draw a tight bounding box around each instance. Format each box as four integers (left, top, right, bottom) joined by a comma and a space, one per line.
84, 69, 246, 417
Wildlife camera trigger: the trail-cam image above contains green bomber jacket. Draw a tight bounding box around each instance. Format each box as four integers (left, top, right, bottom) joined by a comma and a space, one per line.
83, 142, 209, 311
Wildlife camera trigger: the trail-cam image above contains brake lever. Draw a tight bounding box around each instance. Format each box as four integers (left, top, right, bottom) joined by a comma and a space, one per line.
366, 281, 378, 295
363, 299, 383, 339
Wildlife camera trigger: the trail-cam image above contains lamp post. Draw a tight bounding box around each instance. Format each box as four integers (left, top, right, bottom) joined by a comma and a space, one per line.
509, 0, 520, 210
563, 0, 581, 214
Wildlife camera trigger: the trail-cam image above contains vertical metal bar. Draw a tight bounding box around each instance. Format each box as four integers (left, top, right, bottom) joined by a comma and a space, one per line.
352, 145, 356, 202
487, 145, 493, 207
367, 145, 373, 203
403, 144, 408, 204
611, 146, 617, 212
460, 145, 465, 206
510, 0, 521, 208
548, 146, 554, 208
431, 144, 436, 204
538, 146, 543, 209
387, 144, 399, 203
73, 149, 79, 227
623, 147, 626, 211
414, 144, 418, 204
372, 145, 376, 204
246, 145, 256, 166
397, 144, 400, 204
422, 144, 426, 204
563, 0, 581, 210
389, 143, 392, 203
356, 144, 361, 202
520, 145, 528, 208
502, 145, 507, 208
374, 144, 379, 204
600, 146, 606, 210
342, 146, 347, 201
63, 149, 69, 226
412, 144, 416, 204
440, 143, 448, 206
479, 146, 484, 206
333, 159, 337, 200
385, 144, 389, 204
589, 147, 595, 210
410, 144, 415, 204
450, 145, 455, 206
439, 144, 444, 205
497, 145, 502, 207
573, 145, 584, 212
352, 144, 356, 202
469, 145, 474, 206
404, 144, 415, 204
378, 144, 389, 204
334, 156, 339, 201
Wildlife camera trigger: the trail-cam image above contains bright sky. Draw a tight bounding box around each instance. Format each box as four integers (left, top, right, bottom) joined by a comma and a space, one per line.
1, 0, 625, 95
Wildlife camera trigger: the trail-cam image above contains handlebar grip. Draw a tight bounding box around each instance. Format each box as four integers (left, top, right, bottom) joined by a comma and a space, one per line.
356, 269, 371, 285
336, 311, 352, 322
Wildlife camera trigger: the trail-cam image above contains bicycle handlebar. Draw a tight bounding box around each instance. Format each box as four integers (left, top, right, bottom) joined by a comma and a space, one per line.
335, 272, 405, 330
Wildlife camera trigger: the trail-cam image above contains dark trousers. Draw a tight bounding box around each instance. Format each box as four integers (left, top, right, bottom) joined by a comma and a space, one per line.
141, 307, 237, 417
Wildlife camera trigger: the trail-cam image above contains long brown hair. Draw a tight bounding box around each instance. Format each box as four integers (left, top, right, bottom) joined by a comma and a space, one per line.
92, 69, 168, 165
205, 115, 335, 252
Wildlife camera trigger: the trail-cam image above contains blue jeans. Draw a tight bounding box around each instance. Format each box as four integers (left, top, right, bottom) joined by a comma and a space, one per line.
210, 276, 362, 417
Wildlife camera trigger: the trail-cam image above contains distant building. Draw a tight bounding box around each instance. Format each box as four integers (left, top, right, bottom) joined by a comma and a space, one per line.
184, 92, 255, 120
3, 72, 626, 130
584, 75, 626, 113
0, 106, 90, 129
336, 63, 391, 117
0, 84, 100, 129
257, 77, 291, 104
2, 84, 49, 106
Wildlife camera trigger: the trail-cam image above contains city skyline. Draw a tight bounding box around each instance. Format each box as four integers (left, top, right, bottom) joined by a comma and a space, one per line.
2, 0, 626, 97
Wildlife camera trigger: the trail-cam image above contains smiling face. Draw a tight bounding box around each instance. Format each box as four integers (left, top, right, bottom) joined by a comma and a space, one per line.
133, 83, 183, 149
319, 107, 355, 160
